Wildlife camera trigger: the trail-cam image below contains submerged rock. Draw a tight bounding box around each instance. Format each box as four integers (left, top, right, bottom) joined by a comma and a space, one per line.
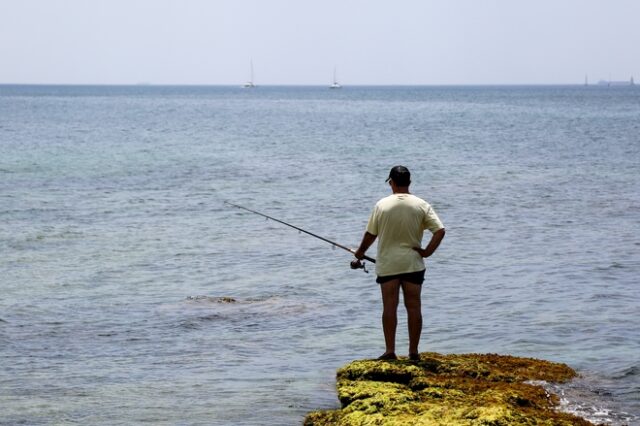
304, 353, 594, 426
185, 296, 237, 303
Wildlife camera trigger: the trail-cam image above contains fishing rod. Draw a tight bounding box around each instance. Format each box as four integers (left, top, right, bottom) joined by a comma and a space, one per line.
225, 201, 375, 272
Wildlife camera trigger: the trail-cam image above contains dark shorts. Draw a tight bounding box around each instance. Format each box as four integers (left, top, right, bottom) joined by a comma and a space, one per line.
376, 269, 426, 285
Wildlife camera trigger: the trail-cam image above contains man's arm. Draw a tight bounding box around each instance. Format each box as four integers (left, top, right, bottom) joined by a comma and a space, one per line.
413, 228, 445, 258
354, 231, 377, 260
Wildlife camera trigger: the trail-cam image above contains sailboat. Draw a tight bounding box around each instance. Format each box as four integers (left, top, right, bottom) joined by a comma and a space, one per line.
243, 60, 256, 88
329, 67, 341, 89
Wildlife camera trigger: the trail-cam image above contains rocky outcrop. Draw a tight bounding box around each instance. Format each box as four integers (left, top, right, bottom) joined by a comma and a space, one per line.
305, 352, 593, 425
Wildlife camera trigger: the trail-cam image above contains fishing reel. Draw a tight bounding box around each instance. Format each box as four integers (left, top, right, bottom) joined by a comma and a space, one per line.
350, 259, 369, 273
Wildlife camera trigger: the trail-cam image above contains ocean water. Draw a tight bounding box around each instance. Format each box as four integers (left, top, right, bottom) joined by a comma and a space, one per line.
0, 84, 638, 425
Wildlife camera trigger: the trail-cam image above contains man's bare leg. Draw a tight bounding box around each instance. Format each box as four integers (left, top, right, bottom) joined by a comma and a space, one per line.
379, 279, 401, 358
402, 281, 422, 357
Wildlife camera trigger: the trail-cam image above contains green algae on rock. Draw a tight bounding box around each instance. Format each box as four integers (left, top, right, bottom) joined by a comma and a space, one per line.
304, 353, 593, 426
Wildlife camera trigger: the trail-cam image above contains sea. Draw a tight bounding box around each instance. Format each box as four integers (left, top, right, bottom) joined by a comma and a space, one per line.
0, 84, 638, 425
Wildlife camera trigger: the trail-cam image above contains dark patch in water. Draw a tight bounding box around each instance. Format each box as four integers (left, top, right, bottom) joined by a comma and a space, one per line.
198, 313, 225, 321
186, 295, 237, 303
612, 364, 640, 379
595, 262, 626, 271
178, 313, 226, 330
179, 320, 202, 330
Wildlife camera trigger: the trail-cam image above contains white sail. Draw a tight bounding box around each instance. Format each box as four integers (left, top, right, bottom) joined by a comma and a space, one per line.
243, 60, 256, 88
329, 67, 341, 89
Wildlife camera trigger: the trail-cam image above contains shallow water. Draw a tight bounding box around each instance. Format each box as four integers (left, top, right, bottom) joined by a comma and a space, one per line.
1, 85, 638, 425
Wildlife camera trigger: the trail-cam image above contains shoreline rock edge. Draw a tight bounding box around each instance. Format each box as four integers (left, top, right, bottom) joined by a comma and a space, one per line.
304, 352, 595, 426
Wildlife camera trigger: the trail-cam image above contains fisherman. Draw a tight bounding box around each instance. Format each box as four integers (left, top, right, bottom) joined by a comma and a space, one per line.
353, 166, 445, 361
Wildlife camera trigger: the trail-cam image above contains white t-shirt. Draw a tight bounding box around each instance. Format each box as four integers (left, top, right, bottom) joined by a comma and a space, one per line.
366, 193, 444, 277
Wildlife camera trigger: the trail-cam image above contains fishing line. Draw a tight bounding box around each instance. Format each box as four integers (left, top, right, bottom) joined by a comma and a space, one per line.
225, 201, 375, 272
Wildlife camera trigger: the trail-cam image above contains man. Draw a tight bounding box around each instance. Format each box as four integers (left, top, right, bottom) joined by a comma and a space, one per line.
353, 165, 445, 361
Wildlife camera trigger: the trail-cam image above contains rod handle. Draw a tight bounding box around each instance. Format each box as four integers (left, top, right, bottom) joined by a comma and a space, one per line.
348, 248, 376, 264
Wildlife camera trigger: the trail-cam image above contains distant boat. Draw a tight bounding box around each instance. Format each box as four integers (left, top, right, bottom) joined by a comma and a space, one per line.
329, 67, 341, 89
243, 60, 256, 88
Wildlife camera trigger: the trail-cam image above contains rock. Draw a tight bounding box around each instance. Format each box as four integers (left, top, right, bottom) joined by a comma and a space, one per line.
185, 296, 237, 303
304, 352, 594, 425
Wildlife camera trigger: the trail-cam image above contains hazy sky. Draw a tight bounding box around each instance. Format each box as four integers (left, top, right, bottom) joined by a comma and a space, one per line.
1, 0, 638, 85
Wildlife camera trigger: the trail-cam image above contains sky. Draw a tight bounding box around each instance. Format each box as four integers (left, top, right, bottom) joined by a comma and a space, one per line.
1, 0, 638, 85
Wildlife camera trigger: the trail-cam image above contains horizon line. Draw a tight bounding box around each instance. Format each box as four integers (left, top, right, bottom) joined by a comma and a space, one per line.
0, 82, 633, 87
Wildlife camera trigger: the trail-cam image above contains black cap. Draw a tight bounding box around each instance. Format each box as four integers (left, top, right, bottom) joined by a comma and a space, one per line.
385, 165, 411, 186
